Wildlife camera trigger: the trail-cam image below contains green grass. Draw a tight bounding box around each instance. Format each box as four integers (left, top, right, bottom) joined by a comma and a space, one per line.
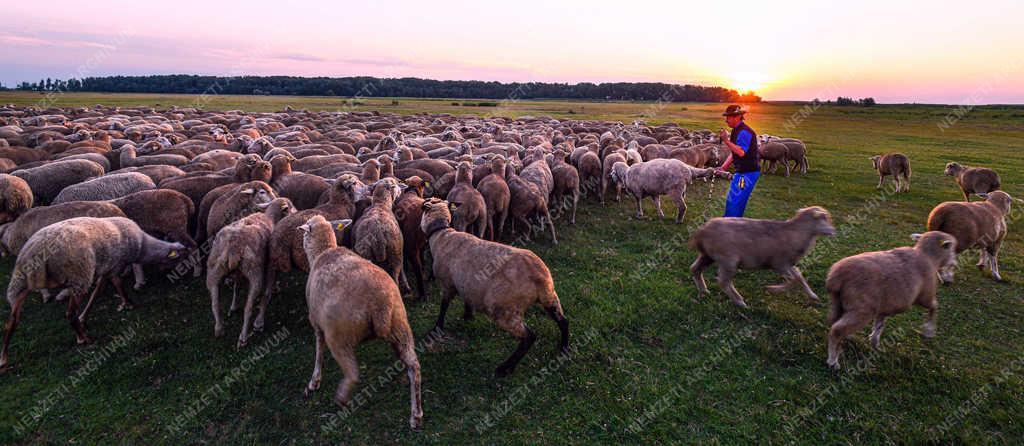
0, 92, 1022, 445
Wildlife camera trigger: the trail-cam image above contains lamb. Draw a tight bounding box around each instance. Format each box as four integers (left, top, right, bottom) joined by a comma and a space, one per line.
421, 198, 569, 377
690, 207, 837, 308
446, 162, 488, 237
205, 181, 277, 241
12, 159, 105, 205
0, 174, 33, 223
207, 198, 295, 348
119, 144, 189, 167
269, 154, 330, 210
350, 178, 405, 287
944, 162, 1001, 201
547, 150, 580, 224
759, 141, 790, 176
870, 153, 911, 192
1, 217, 185, 369
824, 231, 958, 370
601, 151, 627, 204
298, 215, 422, 430
927, 191, 1019, 281
610, 158, 728, 223
52, 172, 156, 204
0, 201, 126, 257
476, 157, 511, 241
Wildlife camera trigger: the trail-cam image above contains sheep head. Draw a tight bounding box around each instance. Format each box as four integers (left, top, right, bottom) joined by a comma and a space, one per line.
870, 156, 882, 170
910, 232, 958, 284
944, 162, 963, 177
257, 197, 296, 223
793, 206, 837, 236
370, 177, 404, 205
420, 198, 452, 236
978, 191, 1015, 215
238, 181, 276, 206
402, 176, 426, 198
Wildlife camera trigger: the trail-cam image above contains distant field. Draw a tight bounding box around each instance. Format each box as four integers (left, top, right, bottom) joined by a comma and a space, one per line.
0, 91, 1022, 445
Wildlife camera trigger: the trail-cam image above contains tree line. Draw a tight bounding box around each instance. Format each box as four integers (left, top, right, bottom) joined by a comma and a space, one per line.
13, 75, 761, 103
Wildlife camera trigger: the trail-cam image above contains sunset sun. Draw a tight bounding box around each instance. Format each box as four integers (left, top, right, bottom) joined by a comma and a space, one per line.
728, 72, 771, 94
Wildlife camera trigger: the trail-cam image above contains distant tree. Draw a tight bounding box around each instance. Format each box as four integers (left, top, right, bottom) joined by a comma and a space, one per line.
836, 96, 856, 106
859, 97, 876, 106
38, 79, 46, 92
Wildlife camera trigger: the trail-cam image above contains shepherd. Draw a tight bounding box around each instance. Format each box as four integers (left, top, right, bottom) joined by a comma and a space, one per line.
717, 105, 760, 217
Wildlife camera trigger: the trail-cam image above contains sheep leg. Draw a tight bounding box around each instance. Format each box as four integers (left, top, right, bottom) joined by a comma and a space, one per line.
988, 247, 1002, 281
600, 178, 607, 204
132, 264, 146, 291
237, 274, 263, 349
977, 250, 988, 270
305, 328, 325, 396
0, 290, 29, 370
462, 302, 474, 321
330, 346, 360, 406
228, 280, 240, 315
496, 210, 507, 243
634, 195, 644, 218
432, 286, 456, 334
77, 278, 107, 327
902, 173, 910, 191
790, 267, 820, 304
545, 305, 570, 354
876, 175, 884, 189
615, 184, 622, 202
110, 275, 133, 311
570, 190, 578, 225
827, 311, 870, 370
65, 292, 92, 345
869, 317, 887, 349
920, 301, 938, 338
495, 320, 536, 378
542, 206, 558, 244
408, 253, 426, 301
652, 196, 665, 218
255, 268, 276, 332
893, 176, 901, 194
672, 190, 687, 224
690, 254, 713, 298
207, 268, 226, 338
716, 265, 748, 308
389, 338, 424, 430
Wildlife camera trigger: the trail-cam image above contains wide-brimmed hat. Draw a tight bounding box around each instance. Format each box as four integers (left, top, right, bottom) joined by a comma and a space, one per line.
722, 105, 747, 116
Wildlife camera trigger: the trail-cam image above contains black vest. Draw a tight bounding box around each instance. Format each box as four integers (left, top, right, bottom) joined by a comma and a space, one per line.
730, 122, 759, 173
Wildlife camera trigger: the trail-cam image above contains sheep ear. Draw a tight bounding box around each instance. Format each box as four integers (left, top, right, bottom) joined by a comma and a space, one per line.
398, 182, 408, 190
256, 201, 271, 209
240, 188, 254, 195
297, 224, 310, 233
976, 193, 989, 199
331, 219, 352, 230
910, 233, 923, 241
940, 239, 953, 249
449, 202, 459, 211
424, 181, 431, 188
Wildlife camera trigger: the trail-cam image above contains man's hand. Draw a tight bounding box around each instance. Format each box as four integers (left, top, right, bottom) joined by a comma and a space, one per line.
718, 129, 729, 141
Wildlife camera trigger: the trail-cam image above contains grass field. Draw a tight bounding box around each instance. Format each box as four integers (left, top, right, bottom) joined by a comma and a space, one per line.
0, 91, 1022, 445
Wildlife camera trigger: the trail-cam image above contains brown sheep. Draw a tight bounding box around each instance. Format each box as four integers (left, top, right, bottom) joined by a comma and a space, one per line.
576, 150, 602, 200
690, 207, 837, 308
870, 154, 911, 193
784, 141, 809, 174
507, 164, 557, 244
269, 154, 330, 210
824, 231, 958, 370
927, 191, 1019, 281
0, 201, 125, 257
110, 189, 197, 249
351, 178, 405, 287
944, 162, 1001, 201
0, 174, 33, 224
195, 158, 273, 243
207, 198, 294, 348
601, 151, 627, 204
299, 215, 422, 430
759, 141, 789, 176
420, 198, 569, 377
476, 157, 511, 241
446, 162, 488, 237
393, 176, 429, 299
547, 150, 580, 225
206, 181, 277, 241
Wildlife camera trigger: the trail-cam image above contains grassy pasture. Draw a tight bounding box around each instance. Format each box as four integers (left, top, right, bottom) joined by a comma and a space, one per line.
0, 91, 1022, 445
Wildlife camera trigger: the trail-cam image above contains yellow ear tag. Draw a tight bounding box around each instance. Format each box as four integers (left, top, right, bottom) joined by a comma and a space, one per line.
336, 223, 346, 230
425, 182, 431, 187
168, 250, 178, 258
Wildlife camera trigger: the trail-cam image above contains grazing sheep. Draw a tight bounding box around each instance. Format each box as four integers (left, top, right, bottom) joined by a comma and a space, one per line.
476, 157, 511, 241
601, 151, 627, 204
824, 231, 958, 370
206, 181, 277, 241
690, 207, 836, 308
351, 178, 405, 287
520, 150, 555, 199
393, 176, 429, 299
927, 191, 1019, 281
547, 150, 580, 224
421, 198, 569, 377
1, 217, 184, 368
870, 154, 911, 193
0, 174, 33, 223
207, 198, 294, 347
759, 141, 790, 176
446, 162, 488, 237
298, 215, 422, 430
12, 159, 105, 205
53, 172, 156, 204
0, 201, 125, 257
611, 159, 728, 223
945, 162, 1001, 201
784, 141, 809, 174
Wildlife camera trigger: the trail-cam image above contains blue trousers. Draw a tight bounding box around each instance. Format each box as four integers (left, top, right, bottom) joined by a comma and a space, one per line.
724, 171, 760, 217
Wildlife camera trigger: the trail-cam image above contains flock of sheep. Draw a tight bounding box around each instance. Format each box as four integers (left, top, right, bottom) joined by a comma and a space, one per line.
0, 104, 1014, 430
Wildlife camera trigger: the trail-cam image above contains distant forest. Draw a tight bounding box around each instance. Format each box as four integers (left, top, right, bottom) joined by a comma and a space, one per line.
13, 75, 761, 103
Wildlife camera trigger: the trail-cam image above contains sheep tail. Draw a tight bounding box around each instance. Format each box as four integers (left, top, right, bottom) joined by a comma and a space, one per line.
5, 271, 27, 306
904, 162, 911, 179
825, 280, 843, 326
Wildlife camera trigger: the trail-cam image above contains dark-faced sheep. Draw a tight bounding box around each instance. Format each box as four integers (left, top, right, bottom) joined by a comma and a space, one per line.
1, 217, 184, 368
944, 162, 1000, 201
299, 215, 422, 430
825, 231, 958, 370
870, 153, 911, 193
420, 198, 569, 377
690, 207, 836, 308
927, 191, 1019, 281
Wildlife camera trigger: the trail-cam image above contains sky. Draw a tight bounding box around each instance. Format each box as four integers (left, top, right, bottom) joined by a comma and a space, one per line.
2, 0, 1022, 104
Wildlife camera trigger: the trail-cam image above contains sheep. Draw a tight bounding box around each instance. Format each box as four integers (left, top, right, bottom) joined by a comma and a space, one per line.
1, 217, 185, 368
194, 158, 274, 243
269, 154, 330, 210
207, 198, 295, 348
298, 215, 423, 430
12, 159, 105, 205
547, 150, 580, 224
870, 153, 911, 192
52, 172, 156, 204
119, 144, 189, 167
944, 162, 1001, 201
601, 151, 627, 204
476, 156, 511, 241
759, 141, 790, 176
446, 162, 488, 237
576, 150, 602, 200
507, 164, 557, 244
116, 165, 187, 184
0, 174, 33, 223
393, 176, 430, 299
824, 231, 958, 370
351, 178, 406, 287
206, 181, 278, 241
927, 191, 1019, 281
690, 207, 837, 308
610, 158, 728, 223
784, 141, 809, 174
110, 189, 197, 249
420, 198, 569, 377
0, 201, 126, 257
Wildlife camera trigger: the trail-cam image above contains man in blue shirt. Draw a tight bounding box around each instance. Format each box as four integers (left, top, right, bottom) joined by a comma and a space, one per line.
717, 105, 760, 217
